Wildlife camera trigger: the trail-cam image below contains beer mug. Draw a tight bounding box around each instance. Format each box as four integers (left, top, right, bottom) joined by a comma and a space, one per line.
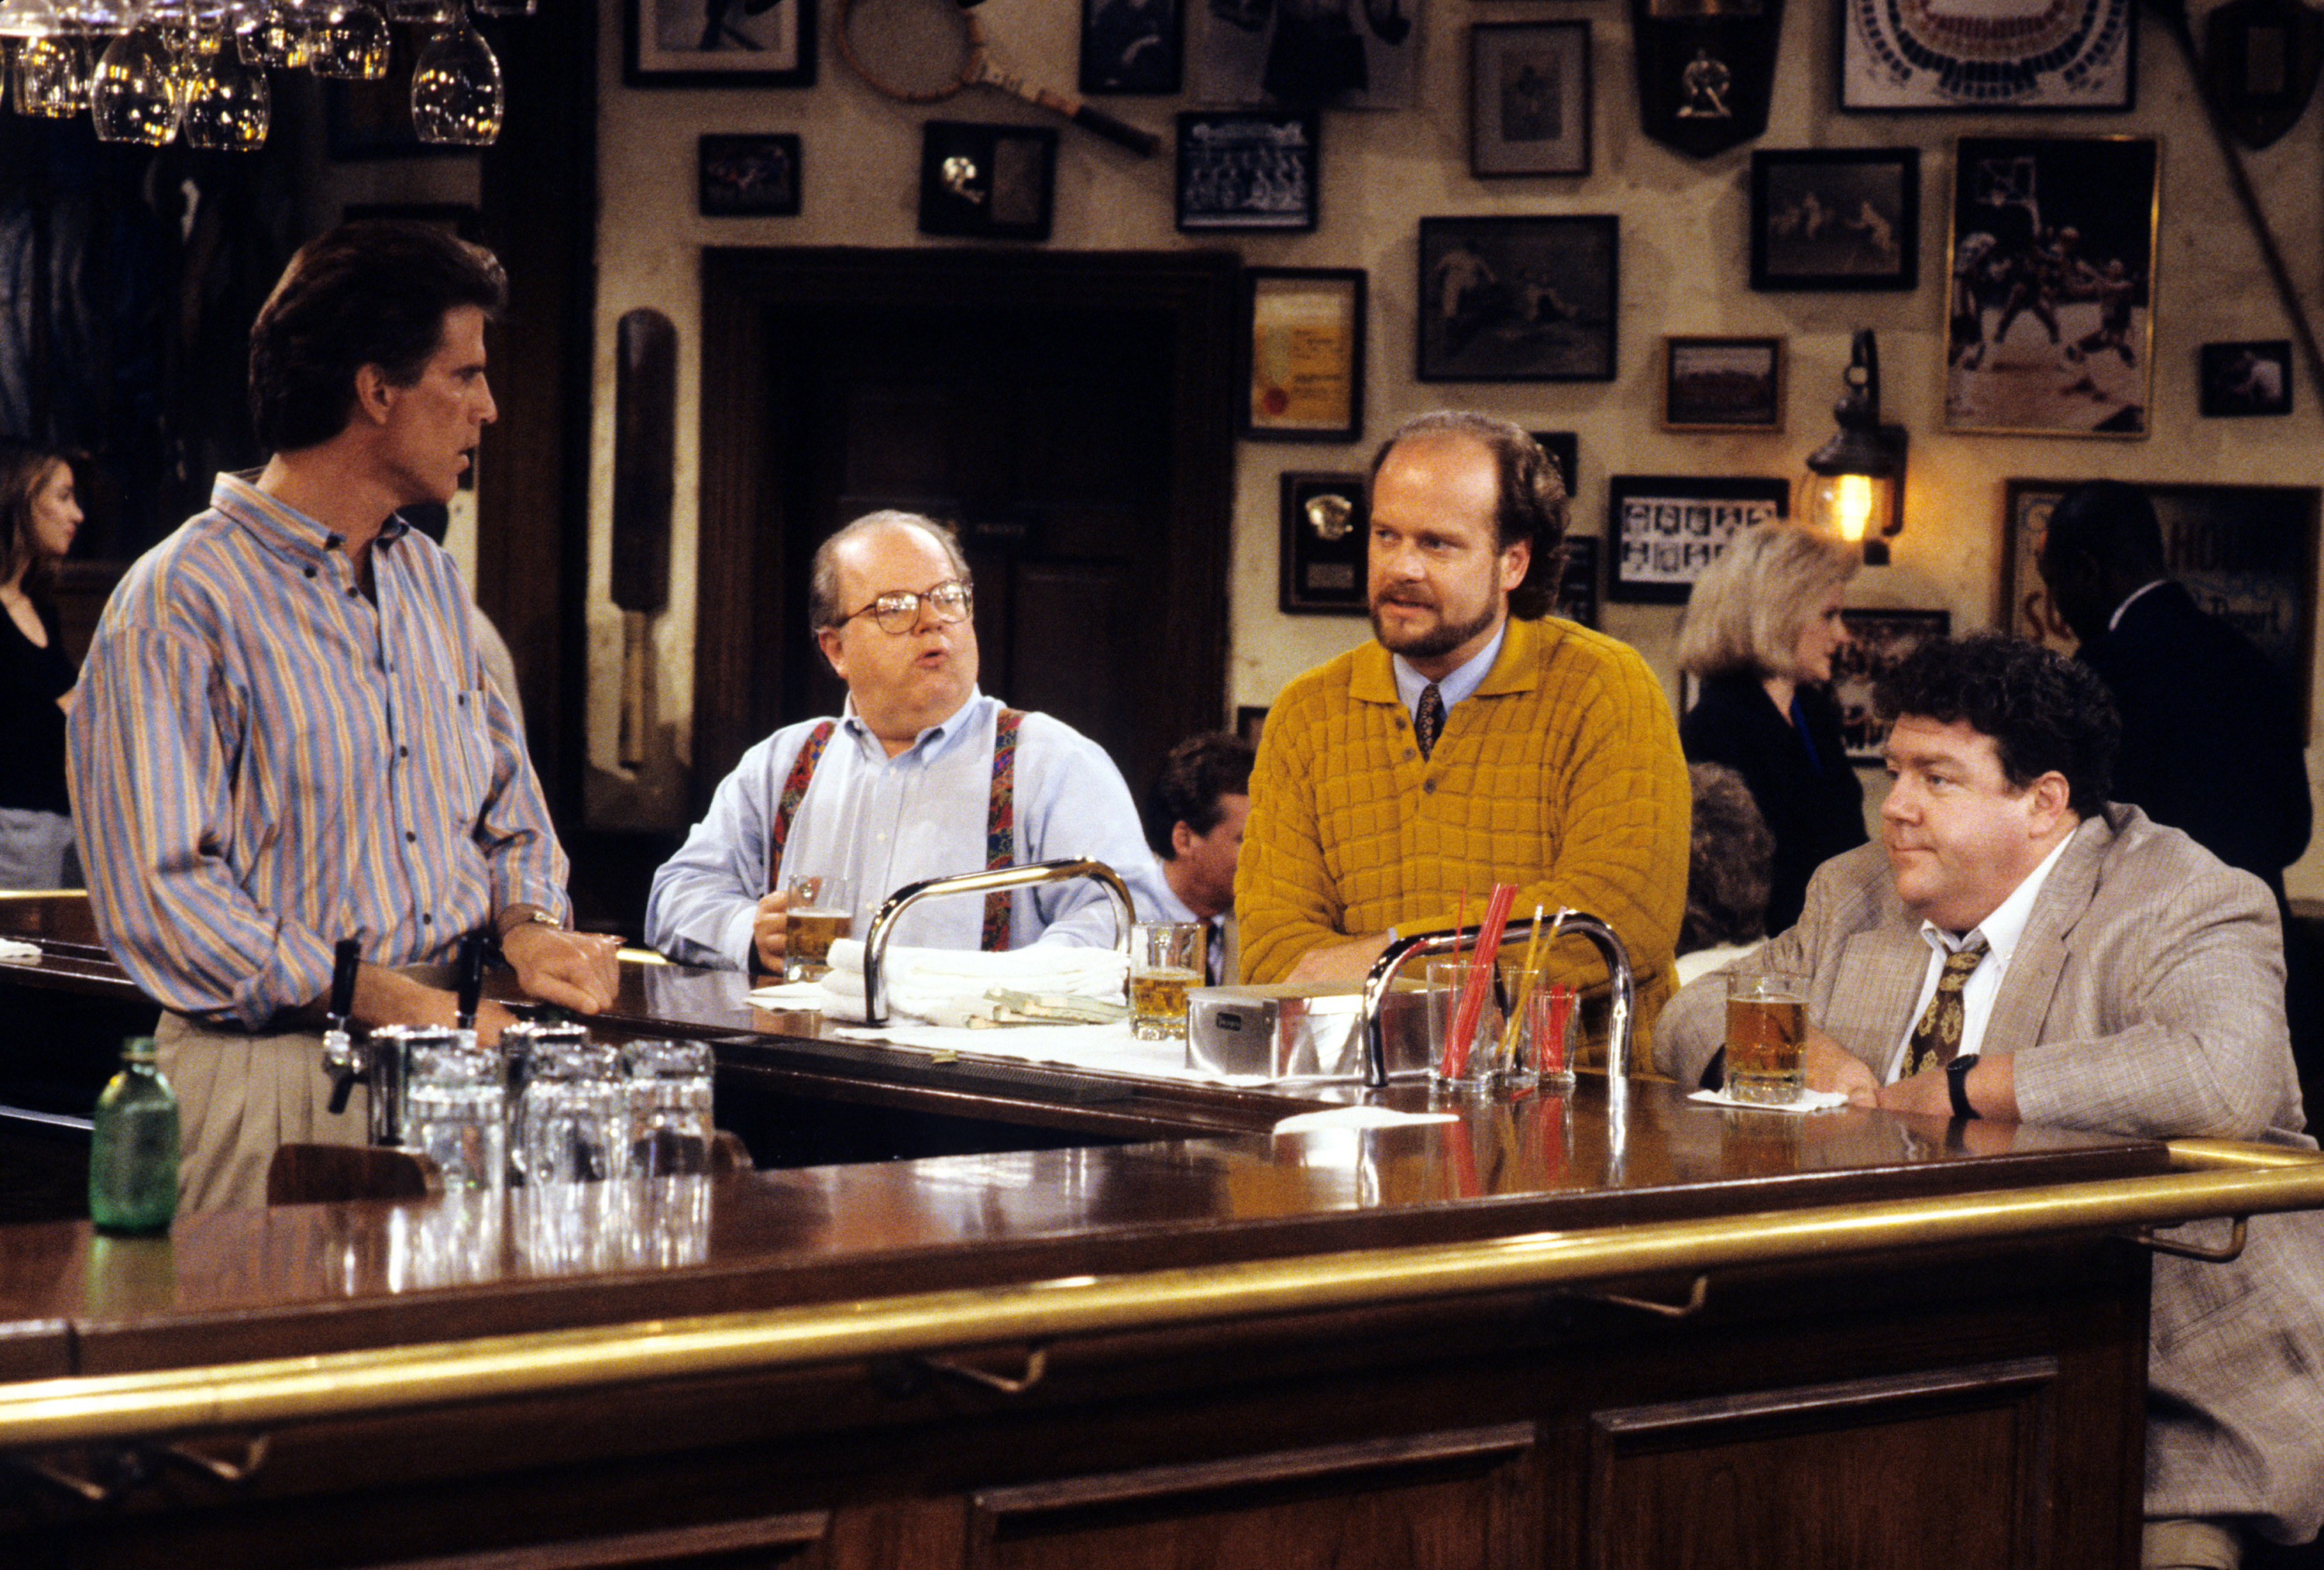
1724, 971, 1810, 1104
783, 873, 853, 983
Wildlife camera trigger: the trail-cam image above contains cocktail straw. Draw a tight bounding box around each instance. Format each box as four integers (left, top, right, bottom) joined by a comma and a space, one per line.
1446, 881, 1516, 1077
1510, 902, 1547, 1071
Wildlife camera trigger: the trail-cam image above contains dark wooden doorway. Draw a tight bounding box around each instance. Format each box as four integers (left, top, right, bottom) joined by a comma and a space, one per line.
695, 247, 1238, 815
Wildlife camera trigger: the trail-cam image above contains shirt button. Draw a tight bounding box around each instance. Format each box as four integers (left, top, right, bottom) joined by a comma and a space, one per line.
345, 586, 358, 598
405, 831, 418, 843
399, 746, 408, 758
421, 913, 432, 926
304, 567, 317, 579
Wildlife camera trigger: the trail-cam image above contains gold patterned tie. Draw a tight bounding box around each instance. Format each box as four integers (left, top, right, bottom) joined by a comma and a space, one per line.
1415, 684, 1446, 760
1906, 939, 1988, 1077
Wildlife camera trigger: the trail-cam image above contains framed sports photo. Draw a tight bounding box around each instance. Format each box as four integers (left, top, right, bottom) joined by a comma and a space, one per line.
1418, 215, 1618, 383
2199, 341, 2294, 417
1244, 268, 1365, 442
1470, 21, 1590, 177
697, 134, 801, 217
1280, 471, 1370, 615
1944, 136, 2159, 438
1177, 111, 1318, 232
1750, 148, 1919, 291
1606, 475, 1789, 604
1663, 336, 1784, 431
918, 122, 1056, 242
1081, 0, 1181, 94
625, 0, 815, 87
1833, 609, 1951, 761
1839, 0, 2133, 111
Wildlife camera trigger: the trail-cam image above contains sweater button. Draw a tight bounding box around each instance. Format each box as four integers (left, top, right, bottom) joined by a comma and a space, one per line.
1422, 778, 1436, 794
1403, 748, 1415, 761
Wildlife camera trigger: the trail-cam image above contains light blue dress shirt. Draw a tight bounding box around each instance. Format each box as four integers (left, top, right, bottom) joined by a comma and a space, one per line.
1390, 620, 1508, 730
645, 689, 1167, 970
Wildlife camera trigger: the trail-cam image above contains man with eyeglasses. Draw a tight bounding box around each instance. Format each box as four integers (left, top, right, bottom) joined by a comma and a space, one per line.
645, 510, 1167, 971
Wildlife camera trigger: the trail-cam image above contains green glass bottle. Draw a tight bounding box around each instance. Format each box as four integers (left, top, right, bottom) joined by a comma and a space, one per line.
88, 1036, 180, 1235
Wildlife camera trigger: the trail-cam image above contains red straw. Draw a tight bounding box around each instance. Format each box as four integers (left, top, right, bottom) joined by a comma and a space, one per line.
1445, 882, 1518, 1077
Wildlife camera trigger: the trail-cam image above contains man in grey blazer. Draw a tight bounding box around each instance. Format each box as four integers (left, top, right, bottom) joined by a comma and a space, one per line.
1659, 633, 2323, 1569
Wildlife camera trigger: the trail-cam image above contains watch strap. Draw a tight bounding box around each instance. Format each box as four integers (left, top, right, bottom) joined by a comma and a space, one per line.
1946, 1053, 1980, 1119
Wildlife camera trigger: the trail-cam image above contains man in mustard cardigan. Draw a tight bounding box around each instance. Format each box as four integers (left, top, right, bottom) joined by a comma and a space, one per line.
1237, 412, 1690, 1062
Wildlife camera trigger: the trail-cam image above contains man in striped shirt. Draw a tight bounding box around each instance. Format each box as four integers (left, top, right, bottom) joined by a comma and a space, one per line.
68, 222, 618, 1211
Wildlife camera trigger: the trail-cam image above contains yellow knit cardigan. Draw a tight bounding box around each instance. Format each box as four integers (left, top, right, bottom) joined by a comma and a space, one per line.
1237, 615, 1690, 1068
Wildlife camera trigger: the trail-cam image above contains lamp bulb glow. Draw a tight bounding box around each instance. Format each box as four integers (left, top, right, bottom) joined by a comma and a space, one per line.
1833, 475, 1873, 543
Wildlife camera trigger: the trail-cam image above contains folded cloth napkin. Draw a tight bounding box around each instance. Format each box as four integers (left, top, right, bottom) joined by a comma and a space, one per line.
1687, 1086, 1855, 1113
0, 938, 39, 963
815, 937, 1130, 1028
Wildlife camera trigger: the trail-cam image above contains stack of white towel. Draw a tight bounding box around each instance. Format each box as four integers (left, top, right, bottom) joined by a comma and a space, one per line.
776, 939, 1132, 1029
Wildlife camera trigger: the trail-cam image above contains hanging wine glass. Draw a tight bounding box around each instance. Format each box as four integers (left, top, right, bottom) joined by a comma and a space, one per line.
13, 33, 85, 114
91, 22, 180, 143
180, 25, 265, 146
468, 0, 531, 20
236, 0, 308, 67
0, 0, 58, 36
54, 0, 136, 35
304, 0, 385, 77
410, 15, 498, 144
384, 0, 452, 22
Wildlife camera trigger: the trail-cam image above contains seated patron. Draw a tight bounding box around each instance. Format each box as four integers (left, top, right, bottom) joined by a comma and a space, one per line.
646, 511, 1165, 971
1673, 761, 1772, 986
1656, 633, 2324, 1566
1140, 730, 1254, 986
1237, 411, 1688, 1054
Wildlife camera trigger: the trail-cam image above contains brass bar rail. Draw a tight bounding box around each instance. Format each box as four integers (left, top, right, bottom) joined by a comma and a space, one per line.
1, 1140, 2316, 1450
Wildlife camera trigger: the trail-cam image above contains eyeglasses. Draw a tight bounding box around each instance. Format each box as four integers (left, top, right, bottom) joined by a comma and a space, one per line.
840, 579, 973, 635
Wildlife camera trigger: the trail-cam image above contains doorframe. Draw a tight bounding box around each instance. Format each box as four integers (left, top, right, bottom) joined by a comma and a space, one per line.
693, 246, 1240, 813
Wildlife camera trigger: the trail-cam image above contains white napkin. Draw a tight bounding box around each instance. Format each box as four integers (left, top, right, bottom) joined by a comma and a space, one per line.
813, 937, 1129, 1027
1272, 1106, 1459, 1135
1687, 1086, 1855, 1113
0, 938, 39, 962
744, 979, 829, 1008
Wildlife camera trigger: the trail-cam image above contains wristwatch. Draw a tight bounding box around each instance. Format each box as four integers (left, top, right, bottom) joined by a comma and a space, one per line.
497, 907, 565, 940
1946, 1053, 1981, 1120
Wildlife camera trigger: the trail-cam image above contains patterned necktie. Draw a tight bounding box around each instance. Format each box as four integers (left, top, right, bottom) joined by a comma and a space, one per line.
1415, 683, 1446, 760
1905, 938, 1989, 1077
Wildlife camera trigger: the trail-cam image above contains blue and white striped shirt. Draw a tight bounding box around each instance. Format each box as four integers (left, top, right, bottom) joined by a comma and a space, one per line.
68, 472, 569, 1029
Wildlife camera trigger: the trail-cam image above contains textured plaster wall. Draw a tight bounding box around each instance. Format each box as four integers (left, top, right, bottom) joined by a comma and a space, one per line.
586, 0, 2324, 898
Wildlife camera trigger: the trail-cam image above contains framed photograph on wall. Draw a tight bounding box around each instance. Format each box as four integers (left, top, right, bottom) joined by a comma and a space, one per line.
2002, 478, 2320, 731
1185, 0, 1422, 108
1244, 267, 1365, 441
2199, 341, 2293, 416
1178, 111, 1318, 232
1418, 215, 1618, 383
1663, 336, 1785, 431
1606, 475, 1788, 603
1749, 148, 1919, 291
918, 122, 1057, 241
1280, 471, 1370, 615
1833, 610, 1951, 761
697, 134, 801, 217
626, 0, 815, 86
1470, 21, 1590, 177
1081, 0, 1182, 94
1530, 430, 1578, 502
1554, 534, 1598, 628
1946, 136, 2158, 438
1839, 0, 2133, 111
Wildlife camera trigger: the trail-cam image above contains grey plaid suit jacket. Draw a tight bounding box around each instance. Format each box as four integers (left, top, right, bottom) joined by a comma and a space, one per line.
1659, 805, 2324, 1544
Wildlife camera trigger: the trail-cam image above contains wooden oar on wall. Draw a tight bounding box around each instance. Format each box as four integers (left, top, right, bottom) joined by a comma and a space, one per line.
614, 308, 677, 769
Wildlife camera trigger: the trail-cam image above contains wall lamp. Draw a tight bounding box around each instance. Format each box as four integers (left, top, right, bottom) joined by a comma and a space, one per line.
1802, 329, 1907, 565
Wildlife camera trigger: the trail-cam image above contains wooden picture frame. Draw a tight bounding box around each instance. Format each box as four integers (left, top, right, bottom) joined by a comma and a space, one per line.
1417, 215, 1618, 383
1177, 112, 1318, 232
1470, 21, 1590, 177
1840, 0, 2133, 112
1606, 474, 1788, 603
1945, 136, 2159, 438
697, 134, 801, 217
1749, 148, 1920, 292
1279, 471, 1369, 615
625, 0, 815, 86
2002, 478, 2320, 733
1663, 336, 1785, 431
1081, 0, 1183, 94
1833, 609, 1951, 761
2199, 341, 2293, 417
1243, 268, 1365, 443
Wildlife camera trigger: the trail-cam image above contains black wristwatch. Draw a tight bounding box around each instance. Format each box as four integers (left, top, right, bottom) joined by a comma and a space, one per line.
1946, 1053, 1981, 1120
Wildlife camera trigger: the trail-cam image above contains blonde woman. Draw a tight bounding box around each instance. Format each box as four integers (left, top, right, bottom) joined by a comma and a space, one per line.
1675, 523, 1862, 933
0, 441, 82, 888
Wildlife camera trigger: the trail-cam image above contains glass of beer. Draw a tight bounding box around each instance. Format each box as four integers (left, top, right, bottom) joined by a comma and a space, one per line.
1129, 922, 1204, 1040
1725, 971, 1810, 1104
783, 873, 852, 984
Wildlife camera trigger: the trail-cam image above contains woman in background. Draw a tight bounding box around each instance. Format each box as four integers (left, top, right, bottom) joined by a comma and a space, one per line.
1675, 523, 1862, 934
0, 441, 83, 888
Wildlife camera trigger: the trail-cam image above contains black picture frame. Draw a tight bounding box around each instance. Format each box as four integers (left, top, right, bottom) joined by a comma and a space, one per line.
1279, 471, 1369, 615
1417, 215, 1618, 383
1606, 474, 1789, 603
1839, 0, 2133, 112
2199, 341, 2294, 417
697, 134, 801, 218
625, 0, 816, 86
1243, 267, 1366, 442
1834, 610, 1951, 761
1081, 0, 1182, 94
1663, 335, 1785, 431
1470, 20, 1590, 177
1749, 148, 1920, 292
2003, 478, 2320, 733
1177, 111, 1318, 232
918, 122, 1057, 242
1529, 431, 1579, 502
1553, 534, 1598, 629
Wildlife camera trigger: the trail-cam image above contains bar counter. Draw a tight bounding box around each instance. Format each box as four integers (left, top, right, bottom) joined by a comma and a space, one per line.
0, 897, 2315, 1568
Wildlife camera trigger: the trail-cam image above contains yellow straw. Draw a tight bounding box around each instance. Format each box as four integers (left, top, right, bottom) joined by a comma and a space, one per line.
1510, 903, 1547, 1045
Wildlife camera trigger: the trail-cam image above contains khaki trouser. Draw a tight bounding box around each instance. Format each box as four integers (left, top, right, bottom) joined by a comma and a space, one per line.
156, 1012, 366, 1214
2144, 1519, 2243, 1568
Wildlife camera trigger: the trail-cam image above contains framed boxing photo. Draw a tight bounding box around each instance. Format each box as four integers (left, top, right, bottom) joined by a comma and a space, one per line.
1663, 335, 1784, 431
1749, 147, 1920, 292
1606, 474, 1789, 603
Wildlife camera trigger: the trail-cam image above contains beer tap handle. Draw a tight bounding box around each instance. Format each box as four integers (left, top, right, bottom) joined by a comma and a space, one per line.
328, 938, 362, 1026
323, 937, 365, 1115
455, 931, 487, 1032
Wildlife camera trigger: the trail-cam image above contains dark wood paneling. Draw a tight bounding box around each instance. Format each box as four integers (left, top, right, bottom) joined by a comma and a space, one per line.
349, 1510, 830, 1569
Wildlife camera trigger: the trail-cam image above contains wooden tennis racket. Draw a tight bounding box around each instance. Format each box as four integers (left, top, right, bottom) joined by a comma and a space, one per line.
839, 0, 1161, 158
